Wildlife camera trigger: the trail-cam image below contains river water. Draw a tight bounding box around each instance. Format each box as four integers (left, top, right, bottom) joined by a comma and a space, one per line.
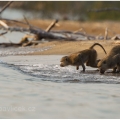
0, 55, 120, 119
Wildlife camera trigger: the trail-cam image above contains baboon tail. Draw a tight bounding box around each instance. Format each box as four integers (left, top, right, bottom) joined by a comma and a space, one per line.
89, 43, 107, 54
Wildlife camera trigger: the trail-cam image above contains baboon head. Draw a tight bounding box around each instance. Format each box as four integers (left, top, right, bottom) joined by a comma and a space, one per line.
60, 56, 70, 67
97, 58, 108, 74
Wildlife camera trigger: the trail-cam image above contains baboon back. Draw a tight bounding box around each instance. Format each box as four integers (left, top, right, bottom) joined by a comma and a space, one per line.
109, 45, 120, 56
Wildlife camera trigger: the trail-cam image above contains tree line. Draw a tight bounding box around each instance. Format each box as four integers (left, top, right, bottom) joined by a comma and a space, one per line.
0, 1, 120, 21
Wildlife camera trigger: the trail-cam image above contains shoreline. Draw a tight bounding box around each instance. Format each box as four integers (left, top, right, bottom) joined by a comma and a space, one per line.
28, 40, 116, 59
1, 20, 120, 58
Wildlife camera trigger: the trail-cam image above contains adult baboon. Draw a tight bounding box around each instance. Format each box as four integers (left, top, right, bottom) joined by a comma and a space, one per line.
60, 43, 107, 72
97, 45, 120, 74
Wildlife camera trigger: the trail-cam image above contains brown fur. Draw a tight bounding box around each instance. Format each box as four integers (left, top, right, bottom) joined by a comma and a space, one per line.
97, 45, 120, 74
60, 43, 107, 72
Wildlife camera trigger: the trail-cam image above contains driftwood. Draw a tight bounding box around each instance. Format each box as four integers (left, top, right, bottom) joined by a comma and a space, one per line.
0, 13, 103, 45
0, 16, 115, 47
111, 35, 120, 40
0, 31, 7, 36
104, 27, 108, 40
45, 19, 59, 32
0, 25, 97, 40
0, 19, 90, 39
0, 2, 119, 48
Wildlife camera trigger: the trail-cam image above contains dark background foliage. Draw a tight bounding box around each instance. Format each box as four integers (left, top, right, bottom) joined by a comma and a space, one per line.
0, 1, 120, 21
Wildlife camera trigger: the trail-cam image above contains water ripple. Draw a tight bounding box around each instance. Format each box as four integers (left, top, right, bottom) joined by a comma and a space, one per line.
1, 62, 119, 84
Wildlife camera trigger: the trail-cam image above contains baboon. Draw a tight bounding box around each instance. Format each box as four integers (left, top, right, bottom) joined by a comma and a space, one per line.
60, 43, 107, 72
97, 45, 120, 74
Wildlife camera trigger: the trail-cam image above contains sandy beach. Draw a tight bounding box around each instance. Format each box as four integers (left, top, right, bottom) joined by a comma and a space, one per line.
2, 19, 120, 58
28, 40, 115, 60
17, 20, 120, 59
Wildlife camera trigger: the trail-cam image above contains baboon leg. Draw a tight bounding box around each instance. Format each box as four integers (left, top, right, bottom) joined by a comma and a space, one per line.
96, 59, 101, 64
86, 50, 97, 67
112, 67, 117, 73
106, 67, 117, 73
116, 64, 120, 73
86, 60, 90, 66
95, 59, 101, 68
95, 59, 101, 71
76, 66, 79, 70
117, 55, 120, 73
80, 58, 85, 72
108, 66, 120, 73
78, 54, 85, 72
108, 54, 120, 73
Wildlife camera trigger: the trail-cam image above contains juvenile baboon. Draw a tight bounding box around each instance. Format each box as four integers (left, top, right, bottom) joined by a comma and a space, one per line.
97, 45, 120, 74
60, 43, 107, 72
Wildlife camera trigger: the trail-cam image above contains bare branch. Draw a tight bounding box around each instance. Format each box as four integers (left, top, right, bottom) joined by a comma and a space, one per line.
0, 1, 14, 14
23, 15, 31, 29
45, 19, 59, 32
104, 27, 108, 40
0, 20, 9, 29
0, 18, 29, 25
0, 31, 7, 36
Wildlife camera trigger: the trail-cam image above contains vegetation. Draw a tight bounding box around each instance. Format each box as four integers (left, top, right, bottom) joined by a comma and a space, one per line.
0, 1, 120, 21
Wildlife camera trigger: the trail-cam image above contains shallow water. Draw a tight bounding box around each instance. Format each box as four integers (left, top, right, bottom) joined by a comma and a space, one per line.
0, 55, 120, 119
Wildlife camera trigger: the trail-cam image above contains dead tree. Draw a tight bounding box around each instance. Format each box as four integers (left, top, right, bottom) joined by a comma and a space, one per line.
0, 16, 107, 47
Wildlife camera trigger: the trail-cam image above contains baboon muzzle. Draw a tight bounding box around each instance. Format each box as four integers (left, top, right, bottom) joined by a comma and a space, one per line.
60, 64, 64, 67
100, 69, 105, 74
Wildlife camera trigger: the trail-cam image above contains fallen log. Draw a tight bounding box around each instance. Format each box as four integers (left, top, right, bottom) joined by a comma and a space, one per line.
0, 24, 97, 41
0, 43, 20, 47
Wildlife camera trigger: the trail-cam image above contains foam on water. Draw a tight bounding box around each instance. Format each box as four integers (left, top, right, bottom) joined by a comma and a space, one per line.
0, 46, 53, 56
1, 61, 120, 84
18, 64, 120, 84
